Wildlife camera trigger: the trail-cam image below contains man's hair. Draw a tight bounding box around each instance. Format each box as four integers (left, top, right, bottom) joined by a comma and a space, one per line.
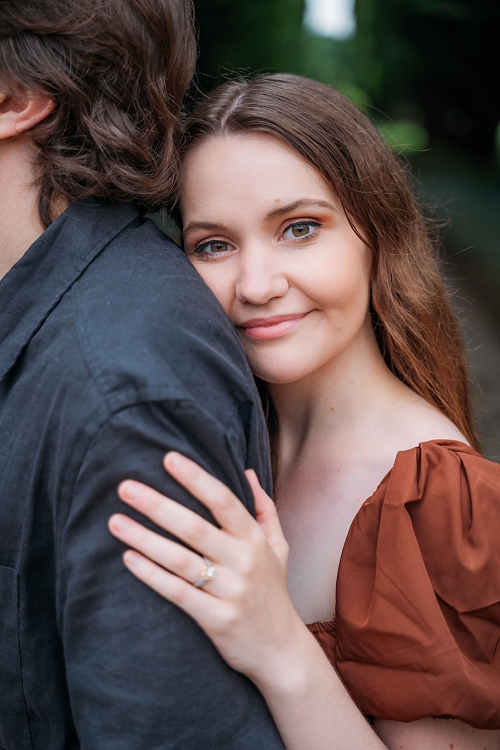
0, 0, 196, 227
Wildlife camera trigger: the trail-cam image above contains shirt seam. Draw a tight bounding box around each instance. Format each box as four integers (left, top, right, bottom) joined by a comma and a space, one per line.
0, 205, 139, 385
54, 394, 255, 642
71, 282, 251, 414
71, 285, 192, 412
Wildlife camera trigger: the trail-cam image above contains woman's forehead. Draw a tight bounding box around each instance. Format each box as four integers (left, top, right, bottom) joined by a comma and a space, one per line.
180, 133, 334, 206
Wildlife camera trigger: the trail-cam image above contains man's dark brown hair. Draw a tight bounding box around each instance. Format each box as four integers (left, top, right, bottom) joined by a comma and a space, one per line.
0, 0, 196, 227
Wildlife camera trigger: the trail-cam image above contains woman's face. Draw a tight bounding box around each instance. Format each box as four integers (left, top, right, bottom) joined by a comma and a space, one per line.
181, 133, 373, 384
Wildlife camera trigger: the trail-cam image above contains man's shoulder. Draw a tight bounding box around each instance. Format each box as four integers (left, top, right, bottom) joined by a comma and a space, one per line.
81, 216, 208, 305
72, 217, 254, 412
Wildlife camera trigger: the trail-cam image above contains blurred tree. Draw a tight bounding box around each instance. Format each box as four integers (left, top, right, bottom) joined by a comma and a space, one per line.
194, 0, 500, 159
194, 0, 305, 88
351, 0, 500, 159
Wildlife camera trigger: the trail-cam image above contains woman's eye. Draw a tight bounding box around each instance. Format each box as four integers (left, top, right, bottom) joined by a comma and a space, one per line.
194, 240, 232, 258
283, 221, 320, 241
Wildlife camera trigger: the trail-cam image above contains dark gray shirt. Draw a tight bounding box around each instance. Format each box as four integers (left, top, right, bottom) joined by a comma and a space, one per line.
0, 200, 284, 749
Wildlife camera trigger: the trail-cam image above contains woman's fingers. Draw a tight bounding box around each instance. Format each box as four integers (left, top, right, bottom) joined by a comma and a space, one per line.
122, 551, 230, 631
108, 513, 219, 589
110, 460, 301, 684
116, 480, 227, 561
163, 452, 256, 537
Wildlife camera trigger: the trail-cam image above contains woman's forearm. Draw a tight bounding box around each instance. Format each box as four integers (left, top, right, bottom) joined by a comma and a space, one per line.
251, 625, 386, 750
254, 628, 500, 750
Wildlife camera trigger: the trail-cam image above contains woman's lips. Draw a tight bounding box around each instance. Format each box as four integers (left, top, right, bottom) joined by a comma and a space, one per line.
239, 312, 310, 341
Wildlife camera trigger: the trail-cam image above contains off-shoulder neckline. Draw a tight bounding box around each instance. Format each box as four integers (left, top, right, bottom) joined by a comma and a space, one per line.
307, 439, 475, 630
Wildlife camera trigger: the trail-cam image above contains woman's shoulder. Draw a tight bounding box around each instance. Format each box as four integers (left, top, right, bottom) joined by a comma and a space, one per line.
382, 383, 469, 452
354, 382, 470, 500
335, 437, 500, 729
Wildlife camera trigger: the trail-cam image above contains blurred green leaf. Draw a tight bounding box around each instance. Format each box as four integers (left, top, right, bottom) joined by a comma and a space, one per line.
376, 120, 429, 153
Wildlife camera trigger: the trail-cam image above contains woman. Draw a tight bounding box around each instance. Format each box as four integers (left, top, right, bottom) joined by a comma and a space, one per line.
108, 75, 500, 749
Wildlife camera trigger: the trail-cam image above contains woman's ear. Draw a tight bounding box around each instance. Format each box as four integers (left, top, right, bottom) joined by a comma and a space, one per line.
0, 92, 55, 140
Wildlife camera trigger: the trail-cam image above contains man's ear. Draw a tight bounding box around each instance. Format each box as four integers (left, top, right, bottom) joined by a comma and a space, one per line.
0, 93, 55, 140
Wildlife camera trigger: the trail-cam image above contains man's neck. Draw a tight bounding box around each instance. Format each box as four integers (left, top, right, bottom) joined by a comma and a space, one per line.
0, 136, 47, 281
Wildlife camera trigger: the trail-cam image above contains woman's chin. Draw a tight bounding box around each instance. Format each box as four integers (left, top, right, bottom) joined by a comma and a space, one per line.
248, 359, 317, 386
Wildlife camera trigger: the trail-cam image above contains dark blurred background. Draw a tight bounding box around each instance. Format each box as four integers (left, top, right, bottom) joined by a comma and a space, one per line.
192, 0, 500, 459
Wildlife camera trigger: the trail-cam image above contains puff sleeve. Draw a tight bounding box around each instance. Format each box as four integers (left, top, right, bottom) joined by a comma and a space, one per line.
335, 440, 500, 728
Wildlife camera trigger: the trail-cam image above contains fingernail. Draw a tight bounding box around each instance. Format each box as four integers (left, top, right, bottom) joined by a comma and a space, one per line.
119, 481, 143, 502
110, 514, 132, 533
166, 452, 187, 470
124, 550, 141, 567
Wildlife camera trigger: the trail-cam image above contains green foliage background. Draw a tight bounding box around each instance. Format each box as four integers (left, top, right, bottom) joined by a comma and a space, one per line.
194, 0, 500, 160
195, 0, 305, 80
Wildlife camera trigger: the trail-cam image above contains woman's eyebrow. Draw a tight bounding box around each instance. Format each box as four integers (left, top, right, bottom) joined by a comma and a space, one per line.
183, 221, 229, 237
183, 200, 336, 237
266, 199, 336, 221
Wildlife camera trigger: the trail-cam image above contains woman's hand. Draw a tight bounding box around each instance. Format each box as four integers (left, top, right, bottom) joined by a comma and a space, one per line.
108, 454, 389, 749
108, 453, 308, 687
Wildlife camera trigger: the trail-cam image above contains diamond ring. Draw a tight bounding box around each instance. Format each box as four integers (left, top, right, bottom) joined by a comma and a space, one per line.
194, 556, 216, 588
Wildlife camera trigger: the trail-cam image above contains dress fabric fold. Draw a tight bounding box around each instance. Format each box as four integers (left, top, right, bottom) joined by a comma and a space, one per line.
308, 440, 500, 728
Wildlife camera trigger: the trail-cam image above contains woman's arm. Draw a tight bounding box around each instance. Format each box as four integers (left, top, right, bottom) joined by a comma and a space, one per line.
374, 718, 500, 750
108, 453, 500, 750
109, 452, 383, 749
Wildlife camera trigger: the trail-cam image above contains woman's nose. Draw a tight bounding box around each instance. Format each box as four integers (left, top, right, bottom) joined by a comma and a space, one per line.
235, 250, 289, 305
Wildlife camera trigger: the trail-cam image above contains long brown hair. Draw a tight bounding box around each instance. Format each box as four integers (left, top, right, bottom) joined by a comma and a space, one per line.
0, 0, 196, 227
178, 73, 478, 451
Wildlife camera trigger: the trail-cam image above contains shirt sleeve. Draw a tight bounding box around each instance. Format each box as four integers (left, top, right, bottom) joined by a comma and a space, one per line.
58, 398, 284, 750
335, 440, 500, 730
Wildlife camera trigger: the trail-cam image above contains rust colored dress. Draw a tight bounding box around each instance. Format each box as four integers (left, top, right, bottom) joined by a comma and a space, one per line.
307, 440, 500, 729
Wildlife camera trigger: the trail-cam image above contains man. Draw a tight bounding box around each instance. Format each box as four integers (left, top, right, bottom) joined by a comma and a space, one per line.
0, 1, 284, 747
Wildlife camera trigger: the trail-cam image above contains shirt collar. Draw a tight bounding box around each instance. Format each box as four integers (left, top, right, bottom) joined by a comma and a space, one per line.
0, 199, 140, 382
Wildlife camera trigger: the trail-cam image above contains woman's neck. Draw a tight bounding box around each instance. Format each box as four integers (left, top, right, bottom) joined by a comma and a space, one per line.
269, 321, 404, 468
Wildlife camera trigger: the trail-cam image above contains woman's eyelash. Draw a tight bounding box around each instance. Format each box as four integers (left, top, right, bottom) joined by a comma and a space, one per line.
194, 239, 232, 256
283, 220, 321, 241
